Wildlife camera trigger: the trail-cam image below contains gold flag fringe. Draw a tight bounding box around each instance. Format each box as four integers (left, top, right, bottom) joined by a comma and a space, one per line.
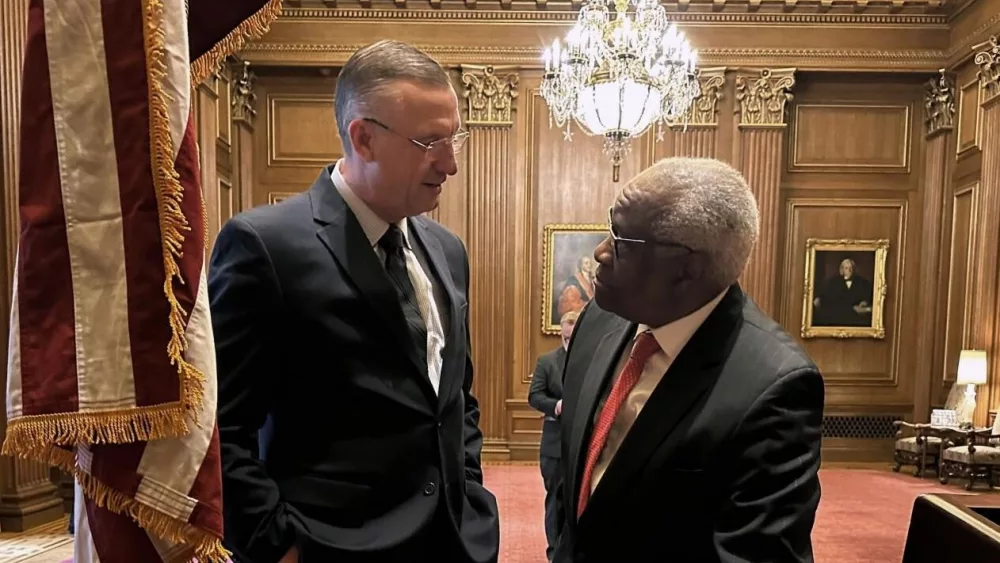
143, 0, 207, 427
190, 0, 283, 86
4, 1, 283, 560
1, 403, 189, 458
45, 447, 232, 563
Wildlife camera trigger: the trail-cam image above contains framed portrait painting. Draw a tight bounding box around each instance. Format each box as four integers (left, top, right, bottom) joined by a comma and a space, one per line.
541, 224, 606, 335
801, 238, 889, 339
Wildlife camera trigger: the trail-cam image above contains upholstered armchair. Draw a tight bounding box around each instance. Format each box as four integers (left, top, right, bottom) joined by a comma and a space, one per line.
938, 425, 1000, 490
893, 421, 942, 477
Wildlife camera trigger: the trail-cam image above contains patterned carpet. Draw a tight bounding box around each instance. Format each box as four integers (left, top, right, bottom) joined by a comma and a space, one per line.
0, 518, 72, 563
10, 465, 987, 563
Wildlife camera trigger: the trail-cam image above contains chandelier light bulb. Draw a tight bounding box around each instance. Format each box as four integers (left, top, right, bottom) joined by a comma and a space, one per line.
539, 0, 701, 181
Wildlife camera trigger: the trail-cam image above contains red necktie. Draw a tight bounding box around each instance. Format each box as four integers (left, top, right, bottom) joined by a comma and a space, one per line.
577, 330, 660, 519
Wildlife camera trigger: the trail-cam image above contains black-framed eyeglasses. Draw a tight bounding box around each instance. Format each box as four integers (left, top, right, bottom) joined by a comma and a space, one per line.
363, 117, 469, 155
607, 206, 695, 257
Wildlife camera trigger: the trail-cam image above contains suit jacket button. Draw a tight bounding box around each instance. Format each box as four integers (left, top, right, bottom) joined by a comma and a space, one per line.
423, 482, 436, 495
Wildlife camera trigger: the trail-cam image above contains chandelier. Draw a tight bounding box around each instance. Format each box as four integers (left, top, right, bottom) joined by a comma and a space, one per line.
540, 0, 700, 181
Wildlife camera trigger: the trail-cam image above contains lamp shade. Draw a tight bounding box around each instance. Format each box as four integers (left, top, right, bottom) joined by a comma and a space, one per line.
956, 349, 988, 385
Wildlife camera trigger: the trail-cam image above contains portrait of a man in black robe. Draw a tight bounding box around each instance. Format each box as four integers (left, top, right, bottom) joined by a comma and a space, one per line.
811, 256, 874, 328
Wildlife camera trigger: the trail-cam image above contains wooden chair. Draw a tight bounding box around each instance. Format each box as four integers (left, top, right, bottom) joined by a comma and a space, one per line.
938, 426, 1000, 491
892, 421, 941, 477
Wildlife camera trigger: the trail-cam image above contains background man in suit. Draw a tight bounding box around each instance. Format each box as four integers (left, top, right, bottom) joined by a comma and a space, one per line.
209, 40, 499, 563
528, 310, 578, 561
555, 157, 825, 563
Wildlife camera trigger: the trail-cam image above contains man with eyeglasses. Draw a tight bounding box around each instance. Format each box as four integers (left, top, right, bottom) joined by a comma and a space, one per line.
553, 157, 824, 563
209, 40, 498, 563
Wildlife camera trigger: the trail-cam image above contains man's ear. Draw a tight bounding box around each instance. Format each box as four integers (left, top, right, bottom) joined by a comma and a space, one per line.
347, 119, 376, 162
677, 252, 706, 285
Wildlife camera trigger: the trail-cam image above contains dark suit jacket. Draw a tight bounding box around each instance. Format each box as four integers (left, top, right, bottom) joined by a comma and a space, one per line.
815, 274, 873, 327
528, 346, 565, 458
554, 285, 824, 563
209, 165, 499, 563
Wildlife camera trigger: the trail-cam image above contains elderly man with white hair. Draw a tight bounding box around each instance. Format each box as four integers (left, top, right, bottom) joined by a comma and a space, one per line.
553, 157, 825, 563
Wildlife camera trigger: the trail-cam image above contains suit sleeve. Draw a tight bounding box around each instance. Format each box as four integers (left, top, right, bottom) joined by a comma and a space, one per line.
528, 356, 558, 417
713, 367, 825, 563
209, 216, 296, 563
459, 249, 486, 485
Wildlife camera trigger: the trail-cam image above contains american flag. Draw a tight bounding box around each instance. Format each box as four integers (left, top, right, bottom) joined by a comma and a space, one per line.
3, 0, 281, 560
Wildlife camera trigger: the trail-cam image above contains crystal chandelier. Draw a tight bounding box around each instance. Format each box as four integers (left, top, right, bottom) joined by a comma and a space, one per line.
541, 0, 700, 181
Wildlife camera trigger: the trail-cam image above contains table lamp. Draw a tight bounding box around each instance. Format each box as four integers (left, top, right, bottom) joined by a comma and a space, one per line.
956, 349, 988, 425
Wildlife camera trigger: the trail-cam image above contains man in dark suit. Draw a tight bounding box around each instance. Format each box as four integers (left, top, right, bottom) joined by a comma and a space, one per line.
209, 40, 499, 563
554, 157, 825, 563
528, 310, 578, 561
812, 258, 874, 327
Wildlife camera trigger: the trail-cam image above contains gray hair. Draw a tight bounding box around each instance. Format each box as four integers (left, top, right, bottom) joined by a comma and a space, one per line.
334, 40, 453, 154
625, 157, 759, 289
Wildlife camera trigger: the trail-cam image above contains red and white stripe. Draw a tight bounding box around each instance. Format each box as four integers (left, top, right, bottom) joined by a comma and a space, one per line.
7, 0, 223, 560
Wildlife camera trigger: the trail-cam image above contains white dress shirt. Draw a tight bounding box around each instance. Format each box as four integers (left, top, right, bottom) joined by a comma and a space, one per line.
330, 160, 445, 395
589, 289, 728, 494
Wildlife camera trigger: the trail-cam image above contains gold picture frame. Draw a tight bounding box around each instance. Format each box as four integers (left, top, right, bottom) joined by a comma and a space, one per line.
801, 238, 889, 339
541, 223, 606, 335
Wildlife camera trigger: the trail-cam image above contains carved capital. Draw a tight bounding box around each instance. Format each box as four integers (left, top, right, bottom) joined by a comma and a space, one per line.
924, 69, 955, 137
231, 59, 258, 127
975, 36, 1000, 105
671, 67, 726, 127
735, 68, 796, 128
459, 65, 518, 126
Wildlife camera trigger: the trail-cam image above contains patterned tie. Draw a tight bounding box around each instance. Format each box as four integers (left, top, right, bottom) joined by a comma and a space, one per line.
577, 330, 660, 518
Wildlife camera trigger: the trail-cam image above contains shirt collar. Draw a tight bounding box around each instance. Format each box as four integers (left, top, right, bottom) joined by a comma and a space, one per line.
636, 289, 728, 359
330, 159, 410, 250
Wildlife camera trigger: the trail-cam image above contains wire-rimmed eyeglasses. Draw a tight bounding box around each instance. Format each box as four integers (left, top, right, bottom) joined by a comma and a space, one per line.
607, 206, 695, 257
363, 117, 469, 155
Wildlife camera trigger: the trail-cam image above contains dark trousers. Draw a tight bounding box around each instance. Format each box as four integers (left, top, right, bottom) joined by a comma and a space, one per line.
540, 455, 561, 561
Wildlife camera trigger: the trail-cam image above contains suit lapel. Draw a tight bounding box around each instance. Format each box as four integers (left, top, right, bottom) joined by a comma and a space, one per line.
584, 286, 746, 515
554, 347, 566, 395
309, 168, 431, 393
568, 315, 633, 517
407, 218, 464, 408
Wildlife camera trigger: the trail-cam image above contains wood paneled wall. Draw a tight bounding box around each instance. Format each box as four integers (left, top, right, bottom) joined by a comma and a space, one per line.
2, 0, 1000, 528
937, 32, 1000, 426
214, 1, 1000, 463
181, 0, 1000, 464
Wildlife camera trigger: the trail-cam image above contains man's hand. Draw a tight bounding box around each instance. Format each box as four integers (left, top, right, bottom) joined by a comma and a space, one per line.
279, 546, 298, 563
555, 399, 563, 417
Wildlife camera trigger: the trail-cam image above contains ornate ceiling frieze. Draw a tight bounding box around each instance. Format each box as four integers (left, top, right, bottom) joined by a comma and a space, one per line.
242, 43, 946, 71
278, 6, 948, 25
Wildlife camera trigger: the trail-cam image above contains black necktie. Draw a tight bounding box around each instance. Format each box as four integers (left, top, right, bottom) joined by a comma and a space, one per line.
378, 224, 427, 366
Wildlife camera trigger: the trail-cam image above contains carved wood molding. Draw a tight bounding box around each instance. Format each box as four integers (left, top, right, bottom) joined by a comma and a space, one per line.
244, 43, 945, 71
276, 4, 950, 22
946, 11, 1000, 68
735, 68, 796, 127
231, 58, 258, 127
976, 36, 1000, 106
460, 65, 518, 126
924, 69, 955, 137
672, 67, 726, 127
